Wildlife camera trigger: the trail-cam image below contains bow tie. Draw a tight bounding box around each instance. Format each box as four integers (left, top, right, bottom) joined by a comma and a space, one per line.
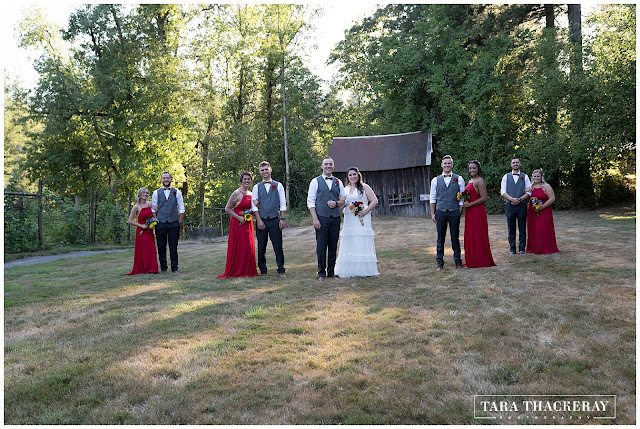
325, 176, 334, 180
163, 187, 171, 190
444, 174, 452, 177
264, 181, 271, 184
512, 173, 520, 176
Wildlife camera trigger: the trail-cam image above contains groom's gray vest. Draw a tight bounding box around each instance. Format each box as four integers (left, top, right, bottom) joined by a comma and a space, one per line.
505, 172, 526, 203
435, 174, 460, 212
156, 187, 179, 223
315, 176, 340, 217
257, 181, 281, 219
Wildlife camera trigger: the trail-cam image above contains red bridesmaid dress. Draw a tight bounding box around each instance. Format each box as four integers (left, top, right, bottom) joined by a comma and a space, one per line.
127, 206, 159, 275
526, 187, 559, 254
219, 195, 258, 278
463, 182, 496, 268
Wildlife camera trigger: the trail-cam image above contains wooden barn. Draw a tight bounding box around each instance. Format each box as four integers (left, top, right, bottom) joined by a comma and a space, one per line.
329, 131, 433, 216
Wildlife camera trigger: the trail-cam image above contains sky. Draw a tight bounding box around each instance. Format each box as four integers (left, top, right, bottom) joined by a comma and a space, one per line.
2, 2, 379, 91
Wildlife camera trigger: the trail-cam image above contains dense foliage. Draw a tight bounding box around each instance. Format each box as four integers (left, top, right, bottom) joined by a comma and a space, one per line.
329, 4, 635, 205
4, 4, 635, 251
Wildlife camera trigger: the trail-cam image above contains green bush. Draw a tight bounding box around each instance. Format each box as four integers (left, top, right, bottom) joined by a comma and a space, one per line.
4, 195, 40, 253
5, 190, 132, 254
594, 171, 635, 206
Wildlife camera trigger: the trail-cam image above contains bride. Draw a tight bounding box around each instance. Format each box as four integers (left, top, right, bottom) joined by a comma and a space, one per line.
334, 167, 380, 278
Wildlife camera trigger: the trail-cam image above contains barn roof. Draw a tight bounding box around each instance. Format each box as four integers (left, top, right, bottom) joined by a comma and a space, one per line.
329, 131, 433, 172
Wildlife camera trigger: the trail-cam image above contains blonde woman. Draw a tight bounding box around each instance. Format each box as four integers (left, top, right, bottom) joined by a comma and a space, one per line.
526, 170, 559, 254
127, 187, 159, 275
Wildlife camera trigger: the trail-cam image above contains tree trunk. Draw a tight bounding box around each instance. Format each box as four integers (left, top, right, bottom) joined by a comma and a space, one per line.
544, 4, 558, 132
567, 4, 594, 206
568, 4, 583, 78
281, 49, 290, 210
545, 4, 554, 29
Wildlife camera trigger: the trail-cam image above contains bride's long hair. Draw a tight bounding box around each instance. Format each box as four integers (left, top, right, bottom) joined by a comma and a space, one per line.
346, 167, 365, 195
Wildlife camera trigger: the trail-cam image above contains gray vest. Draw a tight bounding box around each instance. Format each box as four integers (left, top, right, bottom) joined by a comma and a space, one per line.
156, 187, 179, 223
315, 176, 340, 217
257, 180, 281, 219
435, 174, 461, 212
505, 173, 526, 201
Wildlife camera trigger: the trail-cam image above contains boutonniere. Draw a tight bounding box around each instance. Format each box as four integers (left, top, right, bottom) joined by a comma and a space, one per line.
172, 190, 177, 195
453, 177, 458, 183
271, 184, 276, 190
334, 180, 339, 187
519, 176, 524, 181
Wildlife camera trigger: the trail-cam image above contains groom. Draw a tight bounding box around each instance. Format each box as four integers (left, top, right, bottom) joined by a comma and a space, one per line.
151, 171, 185, 273
251, 161, 287, 278
430, 155, 465, 271
500, 156, 531, 254
307, 156, 346, 280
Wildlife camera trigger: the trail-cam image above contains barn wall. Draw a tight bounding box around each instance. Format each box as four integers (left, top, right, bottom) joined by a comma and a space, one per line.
335, 166, 432, 216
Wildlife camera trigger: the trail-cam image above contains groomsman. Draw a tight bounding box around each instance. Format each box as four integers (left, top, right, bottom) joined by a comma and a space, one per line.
307, 157, 346, 280
430, 155, 465, 271
251, 161, 287, 278
500, 157, 531, 254
151, 171, 185, 272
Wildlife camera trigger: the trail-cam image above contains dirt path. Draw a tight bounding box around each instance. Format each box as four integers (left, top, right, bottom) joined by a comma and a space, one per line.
4, 249, 131, 269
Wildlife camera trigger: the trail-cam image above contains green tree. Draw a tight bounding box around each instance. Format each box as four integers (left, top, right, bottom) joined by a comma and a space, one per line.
4, 76, 42, 191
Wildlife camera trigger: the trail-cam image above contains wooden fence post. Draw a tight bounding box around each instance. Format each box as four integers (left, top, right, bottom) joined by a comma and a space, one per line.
127, 191, 131, 244
38, 180, 43, 247
92, 188, 97, 243
202, 195, 206, 241
89, 186, 94, 244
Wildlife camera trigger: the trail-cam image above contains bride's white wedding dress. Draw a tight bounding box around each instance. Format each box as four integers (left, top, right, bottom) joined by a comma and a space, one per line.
334, 187, 379, 278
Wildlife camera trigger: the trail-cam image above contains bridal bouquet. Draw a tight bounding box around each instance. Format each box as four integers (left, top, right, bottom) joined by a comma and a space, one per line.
140, 217, 157, 235
348, 201, 365, 226
530, 197, 542, 215
242, 209, 253, 222
457, 190, 470, 201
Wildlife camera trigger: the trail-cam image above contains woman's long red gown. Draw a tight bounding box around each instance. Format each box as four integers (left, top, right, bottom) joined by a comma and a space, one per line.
127, 206, 159, 275
218, 195, 258, 278
526, 187, 560, 254
463, 182, 496, 268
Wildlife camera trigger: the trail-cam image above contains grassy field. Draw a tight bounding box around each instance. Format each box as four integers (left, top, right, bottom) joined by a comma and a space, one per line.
4, 206, 636, 424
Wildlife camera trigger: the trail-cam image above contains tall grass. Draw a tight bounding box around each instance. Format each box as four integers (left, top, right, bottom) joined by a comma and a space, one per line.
4, 206, 635, 424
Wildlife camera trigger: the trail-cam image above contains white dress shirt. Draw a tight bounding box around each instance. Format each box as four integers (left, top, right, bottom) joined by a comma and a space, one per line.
500, 171, 532, 197
307, 174, 347, 208
151, 187, 186, 214
251, 181, 287, 213
429, 173, 466, 205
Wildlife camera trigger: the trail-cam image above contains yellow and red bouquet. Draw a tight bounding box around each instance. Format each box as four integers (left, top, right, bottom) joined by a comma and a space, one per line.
457, 190, 470, 201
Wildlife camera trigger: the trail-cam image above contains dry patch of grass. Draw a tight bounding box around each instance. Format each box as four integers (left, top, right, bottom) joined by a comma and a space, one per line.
4, 206, 635, 424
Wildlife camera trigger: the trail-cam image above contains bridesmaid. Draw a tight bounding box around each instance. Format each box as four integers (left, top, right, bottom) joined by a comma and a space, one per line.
526, 169, 559, 254
462, 160, 496, 268
127, 187, 159, 275
219, 171, 258, 278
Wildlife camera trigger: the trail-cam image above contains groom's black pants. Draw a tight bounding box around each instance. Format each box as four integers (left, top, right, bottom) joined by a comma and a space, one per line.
156, 220, 180, 271
316, 215, 341, 277
435, 209, 462, 267
257, 217, 285, 274
505, 202, 527, 253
